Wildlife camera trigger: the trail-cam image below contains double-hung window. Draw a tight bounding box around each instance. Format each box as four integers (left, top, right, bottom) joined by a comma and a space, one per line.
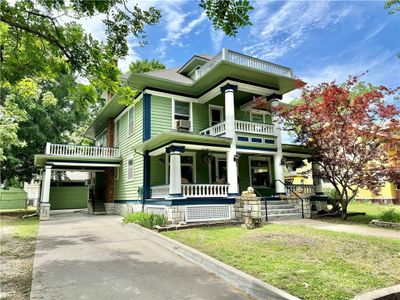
174, 101, 190, 120
127, 158, 134, 181
128, 108, 134, 136
250, 113, 264, 123
114, 119, 120, 145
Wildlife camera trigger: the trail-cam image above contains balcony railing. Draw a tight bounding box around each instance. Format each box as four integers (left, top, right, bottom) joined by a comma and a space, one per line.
150, 184, 229, 198
199, 121, 226, 136
45, 143, 120, 158
193, 49, 293, 80
287, 184, 316, 196
200, 120, 276, 137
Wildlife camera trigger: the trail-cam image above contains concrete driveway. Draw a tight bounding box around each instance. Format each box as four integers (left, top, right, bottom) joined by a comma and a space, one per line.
31, 212, 249, 300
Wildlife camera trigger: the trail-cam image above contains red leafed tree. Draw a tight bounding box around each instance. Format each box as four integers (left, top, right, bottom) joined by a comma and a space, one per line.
278, 76, 400, 219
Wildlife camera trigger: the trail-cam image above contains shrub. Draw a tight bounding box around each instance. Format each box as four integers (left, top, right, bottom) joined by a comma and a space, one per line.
123, 212, 168, 228
378, 207, 400, 223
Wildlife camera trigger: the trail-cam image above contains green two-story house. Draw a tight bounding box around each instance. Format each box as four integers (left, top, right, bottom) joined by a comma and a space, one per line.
35, 49, 324, 222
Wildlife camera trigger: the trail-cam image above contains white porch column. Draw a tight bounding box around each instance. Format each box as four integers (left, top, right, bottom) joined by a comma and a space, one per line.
312, 161, 324, 195
167, 146, 185, 197
270, 96, 286, 194
39, 165, 52, 220
221, 84, 238, 195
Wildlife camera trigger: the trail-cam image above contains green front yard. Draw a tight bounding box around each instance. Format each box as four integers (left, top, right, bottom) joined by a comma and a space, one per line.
163, 224, 400, 300
323, 201, 400, 226
0, 210, 39, 299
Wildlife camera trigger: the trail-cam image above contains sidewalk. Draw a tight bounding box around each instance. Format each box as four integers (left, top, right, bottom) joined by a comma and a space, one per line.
271, 218, 400, 240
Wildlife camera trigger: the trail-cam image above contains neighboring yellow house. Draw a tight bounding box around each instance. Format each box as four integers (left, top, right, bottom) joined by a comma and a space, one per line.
356, 140, 399, 204
284, 160, 313, 185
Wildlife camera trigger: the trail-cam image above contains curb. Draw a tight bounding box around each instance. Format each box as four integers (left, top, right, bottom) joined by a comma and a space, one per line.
126, 223, 300, 300
352, 284, 400, 300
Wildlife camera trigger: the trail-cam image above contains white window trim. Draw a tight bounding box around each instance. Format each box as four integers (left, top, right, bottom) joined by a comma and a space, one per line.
250, 112, 265, 123
126, 157, 134, 182
95, 128, 107, 148
208, 153, 226, 183
248, 156, 272, 188
114, 167, 119, 180
208, 105, 224, 126
165, 152, 196, 184
172, 99, 193, 131
128, 107, 134, 137
114, 119, 120, 145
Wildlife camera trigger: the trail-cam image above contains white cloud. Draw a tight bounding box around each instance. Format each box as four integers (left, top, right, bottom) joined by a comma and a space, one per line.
210, 28, 224, 51
282, 50, 400, 103
243, 1, 352, 60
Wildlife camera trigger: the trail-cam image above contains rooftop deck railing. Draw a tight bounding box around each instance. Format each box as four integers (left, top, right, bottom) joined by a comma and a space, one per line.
193, 49, 293, 80
45, 142, 120, 158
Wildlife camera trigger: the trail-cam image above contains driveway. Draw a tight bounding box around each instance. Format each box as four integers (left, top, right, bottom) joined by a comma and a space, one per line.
30, 212, 249, 300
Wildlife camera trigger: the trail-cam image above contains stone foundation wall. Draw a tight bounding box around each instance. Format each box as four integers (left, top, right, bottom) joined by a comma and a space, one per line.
234, 196, 262, 221
114, 203, 143, 215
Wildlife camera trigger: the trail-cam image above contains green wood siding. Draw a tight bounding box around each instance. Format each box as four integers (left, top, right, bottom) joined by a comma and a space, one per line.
114, 100, 143, 200
50, 186, 88, 209
195, 151, 209, 183
150, 155, 166, 185
151, 96, 172, 137
192, 103, 209, 133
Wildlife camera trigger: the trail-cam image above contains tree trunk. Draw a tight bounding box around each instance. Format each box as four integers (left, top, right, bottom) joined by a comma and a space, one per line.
341, 205, 348, 220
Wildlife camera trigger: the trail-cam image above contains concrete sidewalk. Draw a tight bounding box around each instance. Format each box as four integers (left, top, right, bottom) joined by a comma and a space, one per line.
30, 212, 249, 300
271, 218, 400, 240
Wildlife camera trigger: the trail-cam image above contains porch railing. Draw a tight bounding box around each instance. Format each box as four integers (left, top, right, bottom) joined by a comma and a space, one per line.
45, 142, 120, 158
150, 185, 170, 198
287, 184, 316, 195
193, 49, 293, 80
235, 120, 275, 135
199, 122, 226, 136
150, 184, 229, 198
182, 184, 229, 198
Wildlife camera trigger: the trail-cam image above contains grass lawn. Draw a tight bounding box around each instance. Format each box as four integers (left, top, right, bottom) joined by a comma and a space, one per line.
163, 224, 400, 300
320, 201, 400, 226
0, 210, 39, 299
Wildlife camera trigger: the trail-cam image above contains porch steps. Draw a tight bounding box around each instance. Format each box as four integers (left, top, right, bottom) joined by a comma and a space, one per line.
93, 203, 106, 215
260, 199, 303, 221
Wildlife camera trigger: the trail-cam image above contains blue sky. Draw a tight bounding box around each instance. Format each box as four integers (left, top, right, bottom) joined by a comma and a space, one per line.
82, 0, 400, 100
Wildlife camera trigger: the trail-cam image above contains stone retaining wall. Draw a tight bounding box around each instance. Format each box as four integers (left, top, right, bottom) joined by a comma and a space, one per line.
286, 198, 311, 219
235, 196, 262, 220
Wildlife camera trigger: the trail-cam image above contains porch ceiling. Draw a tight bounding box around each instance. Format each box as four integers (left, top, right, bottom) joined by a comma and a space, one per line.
34, 154, 122, 168
134, 131, 231, 155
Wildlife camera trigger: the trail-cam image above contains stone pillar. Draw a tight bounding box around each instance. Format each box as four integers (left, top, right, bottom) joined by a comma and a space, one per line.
105, 118, 115, 214
312, 161, 324, 195
270, 97, 285, 195
39, 165, 52, 220
221, 83, 239, 195
167, 145, 185, 198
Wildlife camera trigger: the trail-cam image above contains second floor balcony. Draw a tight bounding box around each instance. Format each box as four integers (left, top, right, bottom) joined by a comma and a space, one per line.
45, 143, 120, 158
199, 120, 276, 137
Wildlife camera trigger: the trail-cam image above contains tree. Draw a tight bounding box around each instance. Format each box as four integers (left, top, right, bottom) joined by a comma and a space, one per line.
385, 0, 400, 14
129, 59, 165, 74
277, 76, 400, 219
0, 0, 252, 91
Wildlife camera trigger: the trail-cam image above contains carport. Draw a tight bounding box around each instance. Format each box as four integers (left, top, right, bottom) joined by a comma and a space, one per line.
34, 143, 121, 220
